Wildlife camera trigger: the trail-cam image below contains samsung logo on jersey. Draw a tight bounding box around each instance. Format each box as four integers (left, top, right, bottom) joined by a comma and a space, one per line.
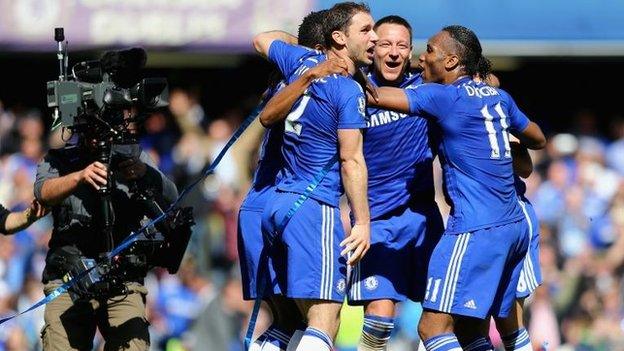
367, 110, 408, 127
463, 85, 500, 98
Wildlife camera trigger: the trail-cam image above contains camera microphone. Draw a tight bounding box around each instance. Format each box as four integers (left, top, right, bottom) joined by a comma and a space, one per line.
101, 48, 147, 88
54, 27, 64, 42
53, 27, 69, 81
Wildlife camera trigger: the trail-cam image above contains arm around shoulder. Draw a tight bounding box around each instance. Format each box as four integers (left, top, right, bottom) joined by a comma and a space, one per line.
253, 31, 297, 58
370, 87, 411, 113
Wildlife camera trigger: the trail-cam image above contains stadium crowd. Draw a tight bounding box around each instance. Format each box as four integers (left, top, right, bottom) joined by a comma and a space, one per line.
1, 86, 623, 350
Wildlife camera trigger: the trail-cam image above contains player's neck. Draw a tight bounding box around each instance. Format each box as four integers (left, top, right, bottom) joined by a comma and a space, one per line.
327, 49, 357, 75
441, 72, 465, 85
441, 67, 471, 85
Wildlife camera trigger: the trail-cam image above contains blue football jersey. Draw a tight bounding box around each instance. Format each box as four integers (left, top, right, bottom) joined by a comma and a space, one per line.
269, 40, 323, 79
365, 71, 435, 219
406, 77, 530, 234
268, 41, 368, 207
241, 41, 322, 210
240, 83, 287, 211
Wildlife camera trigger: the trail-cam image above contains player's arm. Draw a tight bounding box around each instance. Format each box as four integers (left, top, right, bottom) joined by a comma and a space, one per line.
1, 200, 47, 234
338, 129, 370, 266
515, 122, 546, 150
503, 90, 547, 150
259, 58, 349, 127
253, 31, 298, 58
367, 86, 411, 113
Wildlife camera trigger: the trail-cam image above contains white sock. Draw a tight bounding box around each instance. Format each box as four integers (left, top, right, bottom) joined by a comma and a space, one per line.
502, 328, 532, 351
286, 330, 305, 351
252, 326, 291, 351
249, 337, 265, 351
295, 327, 333, 351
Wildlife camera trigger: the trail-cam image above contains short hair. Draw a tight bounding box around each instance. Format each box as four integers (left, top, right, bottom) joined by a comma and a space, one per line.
298, 10, 328, 49
442, 25, 491, 78
323, 2, 371, 48
374, 15, 412, 44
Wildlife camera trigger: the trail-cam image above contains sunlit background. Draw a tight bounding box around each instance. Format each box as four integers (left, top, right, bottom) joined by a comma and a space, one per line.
1, 1, 623, 350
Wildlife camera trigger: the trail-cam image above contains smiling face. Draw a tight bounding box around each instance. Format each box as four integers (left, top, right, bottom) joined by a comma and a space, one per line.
342, 11, 379, 67
372, 22, 412, 84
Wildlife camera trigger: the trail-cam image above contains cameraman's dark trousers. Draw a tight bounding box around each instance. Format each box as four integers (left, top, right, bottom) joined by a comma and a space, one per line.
40, 282, 150, 351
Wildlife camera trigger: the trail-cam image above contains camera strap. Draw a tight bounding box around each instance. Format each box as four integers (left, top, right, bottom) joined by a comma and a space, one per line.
244, 153, 338, 351
0, 266, 96, 325
0, 100, 264, 326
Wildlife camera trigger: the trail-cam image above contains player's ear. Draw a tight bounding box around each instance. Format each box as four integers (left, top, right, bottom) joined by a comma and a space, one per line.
444, 54, 460, 71
332, 30, 347, 46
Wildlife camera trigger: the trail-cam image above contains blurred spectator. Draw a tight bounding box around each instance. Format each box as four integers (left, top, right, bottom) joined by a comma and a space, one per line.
169, 88, 208, 134
140, 111, 180, 176
186, 269, 257, 351
606, 116, 624, 175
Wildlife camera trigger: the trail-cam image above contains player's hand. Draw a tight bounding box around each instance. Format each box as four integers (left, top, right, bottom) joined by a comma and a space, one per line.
79, 161, 108, 190
118, 157, 147, 181
340, 223, 370, 266
25, 199, 48, 222
309, 58, 349, 78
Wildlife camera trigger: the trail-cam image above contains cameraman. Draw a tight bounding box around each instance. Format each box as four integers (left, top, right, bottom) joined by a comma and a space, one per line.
34, 129, 178, 351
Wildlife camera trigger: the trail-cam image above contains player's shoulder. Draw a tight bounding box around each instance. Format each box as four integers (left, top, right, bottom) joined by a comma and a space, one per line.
323, 74, 364, 95
271, 40, 319, 54
408, 81, 449, 95
494, 87, 513, 101
270, 40, 322, 62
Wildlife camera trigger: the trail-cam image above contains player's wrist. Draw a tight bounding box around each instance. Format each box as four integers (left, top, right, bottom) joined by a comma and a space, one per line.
23, 208, 34, 223
303, 68, 321, 81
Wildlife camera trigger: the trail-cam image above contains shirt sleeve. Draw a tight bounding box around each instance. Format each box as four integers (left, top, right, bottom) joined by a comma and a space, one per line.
268, 40, 314, 77
336, 79, 367, 129
500, 89, 530, 133
34, 153, 60, 201
404, 83, 452, 122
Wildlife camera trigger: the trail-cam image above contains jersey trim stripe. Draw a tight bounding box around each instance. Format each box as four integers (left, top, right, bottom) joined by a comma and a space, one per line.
320, 205, 335, 300
518, 200, 539, 292
439, 233, 471, 312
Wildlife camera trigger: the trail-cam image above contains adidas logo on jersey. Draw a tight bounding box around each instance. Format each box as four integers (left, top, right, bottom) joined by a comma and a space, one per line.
464, 299, 477, 309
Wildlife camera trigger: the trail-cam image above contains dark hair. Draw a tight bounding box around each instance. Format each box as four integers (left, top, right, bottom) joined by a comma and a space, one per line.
323, 2, 371, 48
442, 25, 491, 78
374, 15, 412, 44
298, 10, 328, 49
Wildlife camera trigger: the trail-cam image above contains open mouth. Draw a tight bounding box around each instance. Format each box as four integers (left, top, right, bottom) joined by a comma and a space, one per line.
366, 46, 375, 58
385, 61, 402, 69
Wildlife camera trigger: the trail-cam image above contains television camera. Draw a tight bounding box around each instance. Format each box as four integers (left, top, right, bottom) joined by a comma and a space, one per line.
47, 28, 193, 301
